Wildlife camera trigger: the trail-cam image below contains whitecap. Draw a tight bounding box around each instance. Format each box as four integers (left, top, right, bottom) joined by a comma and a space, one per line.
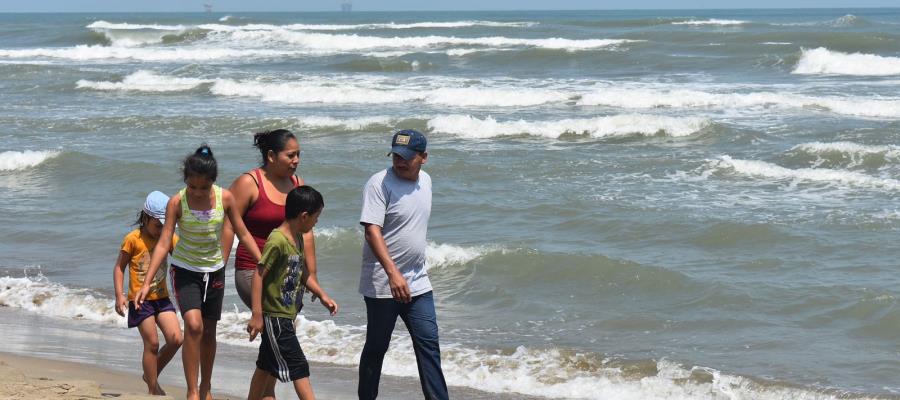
0, 150, 61, 171
713, 155, 900, 190
672, 19, 749, 26
793, 47, 900, 76
426, 114, 710, 139
76, 70, 209, 92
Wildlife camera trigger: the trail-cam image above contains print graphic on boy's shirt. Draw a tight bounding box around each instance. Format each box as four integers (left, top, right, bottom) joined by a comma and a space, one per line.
281, 254, 301, 306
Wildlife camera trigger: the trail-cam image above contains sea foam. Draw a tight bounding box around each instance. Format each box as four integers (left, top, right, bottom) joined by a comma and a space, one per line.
672, 19, 749, 26
713, 156, 900, 190
76, 70, 209, 92
219, 29, 637, 52
0, 274, 854, 400
0, 46, 296, 62
210, 79, 570, 107
793, 47, 900, 76
88, 20, 536, 31
578, 87, 900, 118
426, 114, 710, 139
0, 150, 60, 171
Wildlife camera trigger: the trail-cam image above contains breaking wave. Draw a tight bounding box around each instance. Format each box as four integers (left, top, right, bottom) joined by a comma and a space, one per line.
0, 150, 61, 171
793, 47, 900, 76
426, 114, 711, 139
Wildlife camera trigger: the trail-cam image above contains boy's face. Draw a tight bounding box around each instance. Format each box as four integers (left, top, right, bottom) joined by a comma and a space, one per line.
294, 209, 321, 233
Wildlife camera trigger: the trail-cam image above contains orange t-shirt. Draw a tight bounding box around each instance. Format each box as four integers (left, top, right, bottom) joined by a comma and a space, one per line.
121, 229, 177, 301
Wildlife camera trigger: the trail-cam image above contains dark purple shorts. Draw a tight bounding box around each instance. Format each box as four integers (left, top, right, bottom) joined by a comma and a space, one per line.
127, 298, 176, 328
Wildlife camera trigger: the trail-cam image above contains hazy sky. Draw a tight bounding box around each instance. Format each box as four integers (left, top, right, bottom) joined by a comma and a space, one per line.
0, 0, 897, 12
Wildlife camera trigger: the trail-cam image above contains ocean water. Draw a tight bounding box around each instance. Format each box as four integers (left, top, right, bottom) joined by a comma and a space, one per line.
2, 8, 900, 399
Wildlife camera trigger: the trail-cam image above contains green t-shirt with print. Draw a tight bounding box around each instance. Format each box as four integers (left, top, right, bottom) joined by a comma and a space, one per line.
259, 229, 306, 319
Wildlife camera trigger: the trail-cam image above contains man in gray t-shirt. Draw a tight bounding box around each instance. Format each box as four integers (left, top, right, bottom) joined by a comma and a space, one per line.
357, 130, 448, 400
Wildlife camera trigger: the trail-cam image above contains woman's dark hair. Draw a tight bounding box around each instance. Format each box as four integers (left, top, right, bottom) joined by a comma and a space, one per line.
253, 129, 297, 166
183, 144, 217, 182
285, 185, 324, 219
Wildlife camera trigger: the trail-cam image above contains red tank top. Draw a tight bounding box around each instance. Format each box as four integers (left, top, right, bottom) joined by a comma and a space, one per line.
235, 169, 300, 270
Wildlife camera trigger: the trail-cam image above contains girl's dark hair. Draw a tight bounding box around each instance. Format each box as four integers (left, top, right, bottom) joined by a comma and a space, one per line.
133, 210, 150, 228
285, 185, 324, 219
183, 144, 217, 182
253, 129, 297, 166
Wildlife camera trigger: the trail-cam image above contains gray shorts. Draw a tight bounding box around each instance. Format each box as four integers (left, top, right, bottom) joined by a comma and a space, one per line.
234, 268, 254, 309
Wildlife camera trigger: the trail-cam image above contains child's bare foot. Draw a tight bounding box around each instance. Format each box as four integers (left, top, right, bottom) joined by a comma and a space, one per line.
142, 375, 166, 396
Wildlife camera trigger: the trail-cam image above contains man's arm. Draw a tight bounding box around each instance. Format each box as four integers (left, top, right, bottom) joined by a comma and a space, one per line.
363, 223, 411, 303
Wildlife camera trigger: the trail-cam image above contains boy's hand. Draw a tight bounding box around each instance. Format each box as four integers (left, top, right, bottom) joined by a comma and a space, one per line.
319, 295, 339, 316
114, 294, 128, 317
133, 287, 150, 310
247, 312, 263, 341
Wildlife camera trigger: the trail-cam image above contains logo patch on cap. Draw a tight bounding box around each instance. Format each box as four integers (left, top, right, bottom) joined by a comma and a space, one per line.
395, 134, 410, 145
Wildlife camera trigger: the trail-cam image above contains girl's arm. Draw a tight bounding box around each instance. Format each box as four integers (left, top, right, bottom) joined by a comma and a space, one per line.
222, 173, 257, 264
246, 263, 267, 341
113, 250, 130, 317
223, 189, 262, 262
300, 257, 338, 316
134, 195, 180, 308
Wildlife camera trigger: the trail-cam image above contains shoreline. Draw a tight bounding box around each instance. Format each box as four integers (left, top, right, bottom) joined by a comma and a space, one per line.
0, 352, 239, 400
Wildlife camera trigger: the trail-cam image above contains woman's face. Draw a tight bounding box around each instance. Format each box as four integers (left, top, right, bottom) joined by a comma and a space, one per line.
267, 137, 300, 177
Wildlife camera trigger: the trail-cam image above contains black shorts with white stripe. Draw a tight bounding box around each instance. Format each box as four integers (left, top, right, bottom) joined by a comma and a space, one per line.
256, 315, 310, 382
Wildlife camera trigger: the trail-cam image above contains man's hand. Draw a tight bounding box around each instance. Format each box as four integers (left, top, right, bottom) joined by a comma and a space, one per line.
247, 312, 263, 341
388, 270, 411, 303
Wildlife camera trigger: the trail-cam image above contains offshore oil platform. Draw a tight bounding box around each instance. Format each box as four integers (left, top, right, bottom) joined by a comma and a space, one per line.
340, 1, 352, 12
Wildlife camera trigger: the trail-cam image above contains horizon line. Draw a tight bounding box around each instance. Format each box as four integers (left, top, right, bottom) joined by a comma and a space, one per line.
1, 6, 899, 13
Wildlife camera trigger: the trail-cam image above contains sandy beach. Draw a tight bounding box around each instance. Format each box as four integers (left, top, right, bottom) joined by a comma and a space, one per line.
0, 352, 233, 400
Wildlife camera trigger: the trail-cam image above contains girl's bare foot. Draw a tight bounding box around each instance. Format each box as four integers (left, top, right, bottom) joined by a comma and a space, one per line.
142, 374, 166, 396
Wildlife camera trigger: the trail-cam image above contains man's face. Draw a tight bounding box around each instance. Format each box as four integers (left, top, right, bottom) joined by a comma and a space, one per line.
392, 151, 427, 181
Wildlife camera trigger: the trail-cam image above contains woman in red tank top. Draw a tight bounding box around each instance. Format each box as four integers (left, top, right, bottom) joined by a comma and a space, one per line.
222, 129, 317, 310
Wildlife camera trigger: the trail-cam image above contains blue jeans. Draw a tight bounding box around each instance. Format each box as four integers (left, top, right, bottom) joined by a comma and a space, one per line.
358, 291, 448, 400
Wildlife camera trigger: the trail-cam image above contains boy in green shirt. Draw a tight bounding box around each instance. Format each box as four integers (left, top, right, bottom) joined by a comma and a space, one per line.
246, 185, 338, 400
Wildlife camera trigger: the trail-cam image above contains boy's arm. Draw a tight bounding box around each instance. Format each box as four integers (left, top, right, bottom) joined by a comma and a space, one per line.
302, 229, 317, 301
246, 263, 267, 341
112, 250, 130, 317
135, 196, 180, 308
300, 257, 338, 316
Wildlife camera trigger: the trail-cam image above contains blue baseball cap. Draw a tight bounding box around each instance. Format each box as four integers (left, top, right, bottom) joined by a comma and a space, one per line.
389, 129, 427, 160
143, 191, 169, 224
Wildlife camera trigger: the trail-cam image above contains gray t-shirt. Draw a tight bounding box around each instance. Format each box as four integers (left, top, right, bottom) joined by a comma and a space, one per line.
359, 167, 433, 298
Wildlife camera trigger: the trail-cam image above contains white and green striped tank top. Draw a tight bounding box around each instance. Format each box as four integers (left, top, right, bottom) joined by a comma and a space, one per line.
171, 185, 225, 273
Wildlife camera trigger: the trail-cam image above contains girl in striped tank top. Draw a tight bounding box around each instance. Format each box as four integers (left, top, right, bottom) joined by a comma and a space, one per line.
136, 145, 262, 400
